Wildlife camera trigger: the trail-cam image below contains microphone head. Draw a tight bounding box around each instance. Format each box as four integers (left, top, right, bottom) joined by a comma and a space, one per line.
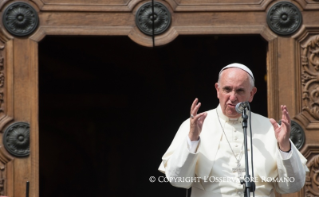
235, 102, 248, 114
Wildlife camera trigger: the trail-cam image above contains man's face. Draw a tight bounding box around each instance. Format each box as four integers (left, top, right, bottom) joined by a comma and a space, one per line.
215, 68, 257, 118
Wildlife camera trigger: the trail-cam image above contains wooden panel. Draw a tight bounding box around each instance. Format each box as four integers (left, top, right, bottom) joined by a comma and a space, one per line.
39, 13, 135, 26
267, 38, 280, 121
292, 27, 319, 197
171, 0, 270, 11
41, 0, 131, 5
277, 37, 298, 117
32, 0, 141, 11
11, 38, 31, 197
177, 0, 262, 4
294, 27, 319, 130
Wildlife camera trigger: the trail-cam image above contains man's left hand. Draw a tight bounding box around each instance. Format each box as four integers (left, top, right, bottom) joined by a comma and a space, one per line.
269, 105, 291, 152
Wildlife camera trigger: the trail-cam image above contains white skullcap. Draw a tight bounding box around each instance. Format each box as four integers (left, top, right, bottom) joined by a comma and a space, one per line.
219, 63, 254, 81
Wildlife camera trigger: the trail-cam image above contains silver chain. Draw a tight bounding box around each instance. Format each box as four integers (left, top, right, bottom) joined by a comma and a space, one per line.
216, 110, 244, 165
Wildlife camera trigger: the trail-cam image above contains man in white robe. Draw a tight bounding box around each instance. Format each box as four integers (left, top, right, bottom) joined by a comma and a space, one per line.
158, 63, 308, 197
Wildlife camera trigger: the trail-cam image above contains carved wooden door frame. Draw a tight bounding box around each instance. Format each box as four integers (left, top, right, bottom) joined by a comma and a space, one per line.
0, 0, 318, 196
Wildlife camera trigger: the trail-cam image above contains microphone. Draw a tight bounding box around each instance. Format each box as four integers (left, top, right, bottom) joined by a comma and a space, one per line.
235, 102, 249, 113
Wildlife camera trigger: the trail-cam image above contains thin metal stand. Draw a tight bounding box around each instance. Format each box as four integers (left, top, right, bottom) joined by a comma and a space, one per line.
26, 181, 29, 197
240, 108, 255, 197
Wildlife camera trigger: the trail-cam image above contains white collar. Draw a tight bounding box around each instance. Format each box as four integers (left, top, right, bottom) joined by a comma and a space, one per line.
217, 104, 243, 124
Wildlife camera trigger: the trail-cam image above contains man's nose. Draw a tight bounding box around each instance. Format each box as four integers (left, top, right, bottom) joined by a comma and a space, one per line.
229, 91, 237, 102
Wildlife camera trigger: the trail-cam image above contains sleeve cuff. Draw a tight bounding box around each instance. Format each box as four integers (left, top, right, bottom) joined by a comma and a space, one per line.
279, 146, 293, 160
187, 136, 200, 153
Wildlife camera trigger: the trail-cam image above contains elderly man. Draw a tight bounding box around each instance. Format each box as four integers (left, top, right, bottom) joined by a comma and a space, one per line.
158, 63, 308, 197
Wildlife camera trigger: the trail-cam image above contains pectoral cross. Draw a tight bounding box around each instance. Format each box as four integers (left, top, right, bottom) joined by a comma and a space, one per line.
232, 162, 245, 177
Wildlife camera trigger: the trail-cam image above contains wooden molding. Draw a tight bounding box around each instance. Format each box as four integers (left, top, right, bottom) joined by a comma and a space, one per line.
295, 0, 319, 10
172, 0, 272, 11
0, 30, 12, 44
31, 0, 143, 11
30, 26, 133, 42
0, 35, 15, 197
0, 0, 11, 11
29, 0, 278, 11
267, 38, 280, 120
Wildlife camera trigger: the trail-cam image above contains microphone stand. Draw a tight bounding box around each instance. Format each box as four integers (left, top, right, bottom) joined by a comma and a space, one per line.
240, 107, 255, 197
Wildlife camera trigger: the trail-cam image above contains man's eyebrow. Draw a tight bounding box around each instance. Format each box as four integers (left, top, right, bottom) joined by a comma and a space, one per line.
222, 86, 232, 89
236, 87, 245, 91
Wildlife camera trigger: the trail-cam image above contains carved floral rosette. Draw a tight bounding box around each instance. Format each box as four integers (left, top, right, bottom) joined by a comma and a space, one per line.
305, 155, 319, 197
301, 36, 319, 120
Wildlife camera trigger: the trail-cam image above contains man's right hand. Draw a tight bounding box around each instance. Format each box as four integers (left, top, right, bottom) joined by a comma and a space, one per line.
189, 98, 207, 141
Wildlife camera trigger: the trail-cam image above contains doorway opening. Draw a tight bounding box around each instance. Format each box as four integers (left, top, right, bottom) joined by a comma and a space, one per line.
39, 35, 267, 197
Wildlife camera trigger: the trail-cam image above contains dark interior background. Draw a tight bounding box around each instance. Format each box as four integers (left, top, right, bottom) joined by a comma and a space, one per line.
39, 35, 268, 197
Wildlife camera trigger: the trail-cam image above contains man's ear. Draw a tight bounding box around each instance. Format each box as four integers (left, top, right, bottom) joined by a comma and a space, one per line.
249, 87, 257, 102
215, 83, 220, 99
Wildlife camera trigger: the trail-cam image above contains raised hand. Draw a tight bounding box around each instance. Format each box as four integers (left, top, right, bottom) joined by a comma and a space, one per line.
189, 98, 207, 141
269, 105, 291, 152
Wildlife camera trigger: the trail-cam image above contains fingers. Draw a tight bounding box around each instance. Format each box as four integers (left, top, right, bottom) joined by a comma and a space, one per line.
280, 117, 291, 134
190, 98, 198, 114
280, 120, 290, 131
189, 112, 207, 141
194, 112, 207, 122
281, 105, 291, 124
189, 98, 206, 127
192, 113, 207, 131
198, 112, 207, 125
269, 118, 279, 130
190, 98, 201, 118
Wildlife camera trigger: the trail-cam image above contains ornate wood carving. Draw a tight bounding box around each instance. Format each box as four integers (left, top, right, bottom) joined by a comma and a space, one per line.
2, 2, 39, 37
0, 145, 14, 196
266, 1, 302, 36
135, 2, 171, 36
305, 154, 319, 197
300, 36, 319, 120
0, 164, 5, 196
293, 28, 319, 130
3, 122, 30, 157
300, 144, 319, 197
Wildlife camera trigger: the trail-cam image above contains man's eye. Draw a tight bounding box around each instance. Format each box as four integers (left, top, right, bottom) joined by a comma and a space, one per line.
237, 89, 245, 94
223, 88, 231, 92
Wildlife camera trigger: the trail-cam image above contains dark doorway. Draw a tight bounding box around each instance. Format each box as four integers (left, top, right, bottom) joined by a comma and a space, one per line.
39, 35, 267, 197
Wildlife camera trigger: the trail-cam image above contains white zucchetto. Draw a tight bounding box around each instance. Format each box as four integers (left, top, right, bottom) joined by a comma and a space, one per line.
219, 63, 254, 81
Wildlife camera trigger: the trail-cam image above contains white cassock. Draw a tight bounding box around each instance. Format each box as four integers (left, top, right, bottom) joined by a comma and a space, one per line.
158, 105, 308, 197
